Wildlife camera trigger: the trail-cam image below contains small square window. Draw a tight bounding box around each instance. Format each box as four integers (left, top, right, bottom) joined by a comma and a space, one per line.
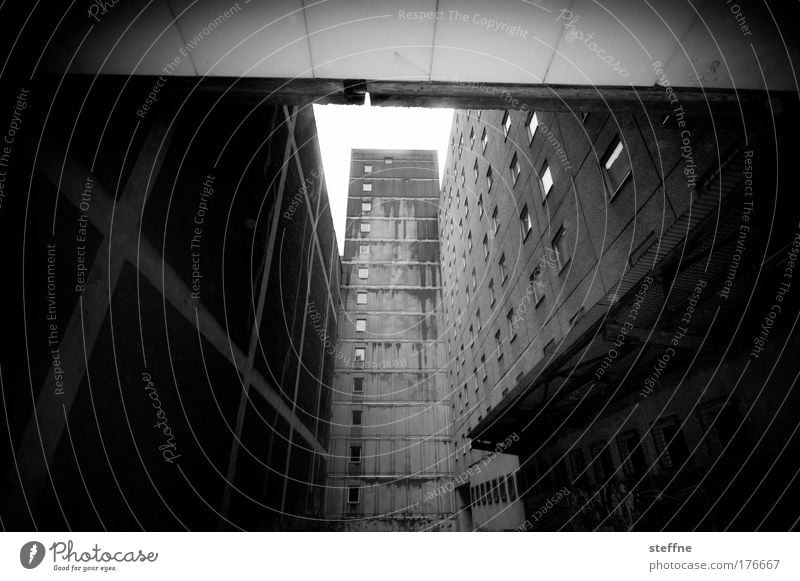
362, 183, 372, 192
510, 152, 521, 184
352, 410, 363, 425
356, 319, 366, 332
520, 205, 532, 239
357, 292, 367, 305
350, 445, 362, 463
364, 164, 372, 173
602, 135, 631, 197
359, 244, 369, 256
362, 201, 372, 213
553, 227, 569, 271
525, 111, 539, 143
358, 267, 369, 279
502, 111, 511, 138
385, 157, 393, 164
360, 222, 371, 233
347, 486, 360, 503
353, 377, 364, 392
354, 348, 365, 362
541, 161, 553, 198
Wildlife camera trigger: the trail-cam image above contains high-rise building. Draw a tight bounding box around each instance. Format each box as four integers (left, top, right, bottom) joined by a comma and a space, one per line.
325, 149, 455, 531
1, 87, 340, 531
440, 106, 800, 531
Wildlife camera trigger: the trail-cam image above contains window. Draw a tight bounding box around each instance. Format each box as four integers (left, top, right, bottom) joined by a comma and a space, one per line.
488, 278, 495, 306
495, 329, 502, 353
473, 159, 479, 182
464, 198, 469, 219
361, 201, 372, 213
467, 232, 473, 252
350, 445, 362, 463
491, 206, 499, 234
362, 182, 372, 192
458, 133, 464, 156
351, 410, 363, 425
492, 478, 501, 503
471, 268, 477, 290
364, 164, 372, 173
590, 441, 614, 483
616, 430, 648, 478
507, 474, 517, 501
510, 152, 521, 184
469, 126, 475, 149
360, 222, 371, 233
355, 319, 366, 332
499, 253, 507, 284
499, 477, 508, 502
354, 348, 365, 362
347, 486, 360, 504
520, 205, 532, 239
480, 354, 487, 381
478, 194, 484, 217
486, 165, 493, 191
353, 377, 364, 393
652, 415, 690, 470
569, 449, 587, 485
529, 267, 544, 305
502, 111, 511, 138
358, 267, 369, 279
384, 156, 393, 164
359, 243, 369, 256
602, 134, 631, 196
481, 127, 488, 151
552, 227, 569, 271
525, 111, 539, 142
357, 291, 367, 305
460, 167, 465, 186
458, 219, 463, 236
475, 309, 481, 330
482, 234, 489, 260
540, 161, 553, 198
507, 309, 516, 340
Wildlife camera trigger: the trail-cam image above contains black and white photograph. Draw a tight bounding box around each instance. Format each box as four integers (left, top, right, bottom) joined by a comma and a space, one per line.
0, 0, 798, 577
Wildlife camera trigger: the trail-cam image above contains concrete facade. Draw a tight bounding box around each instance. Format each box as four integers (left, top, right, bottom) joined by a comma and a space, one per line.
326, 149, 455, 531
0, 85, 339, 530
440, 103, 800, 530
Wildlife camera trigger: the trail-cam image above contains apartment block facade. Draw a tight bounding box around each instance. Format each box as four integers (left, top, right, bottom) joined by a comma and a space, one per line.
326, 149, 455, 531
440, 104, 800, 531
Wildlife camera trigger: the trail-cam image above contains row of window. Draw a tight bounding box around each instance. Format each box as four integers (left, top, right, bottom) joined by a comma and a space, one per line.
533, 403, 745, 492
469, 472, 519, 507
360, 157, 392, 176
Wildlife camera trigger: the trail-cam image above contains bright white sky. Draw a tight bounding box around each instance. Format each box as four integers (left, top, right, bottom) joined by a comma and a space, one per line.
312, 103, 453, 251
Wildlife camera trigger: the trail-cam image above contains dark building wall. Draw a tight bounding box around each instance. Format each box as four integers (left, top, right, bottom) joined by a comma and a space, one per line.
440, 104, 800, 531
0, 81, 339, 531
326, 149, 455, 531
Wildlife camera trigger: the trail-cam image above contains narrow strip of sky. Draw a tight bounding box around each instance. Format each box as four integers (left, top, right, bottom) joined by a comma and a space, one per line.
313, 103, 453, 251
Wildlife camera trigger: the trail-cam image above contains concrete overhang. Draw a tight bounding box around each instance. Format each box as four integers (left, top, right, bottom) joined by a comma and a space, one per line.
40, 0, 797, 92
